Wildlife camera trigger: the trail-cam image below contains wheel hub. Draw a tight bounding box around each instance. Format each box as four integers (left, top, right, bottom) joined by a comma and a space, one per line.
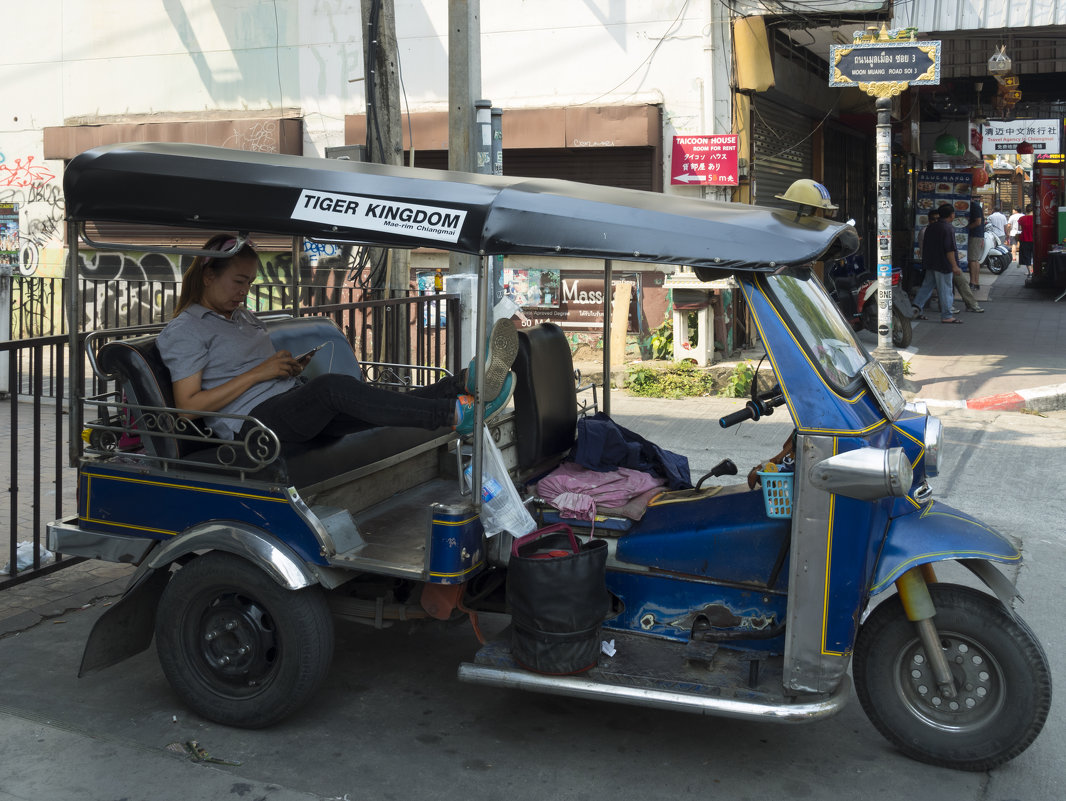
896, 632, 1004, 732
198, 593, 278, 690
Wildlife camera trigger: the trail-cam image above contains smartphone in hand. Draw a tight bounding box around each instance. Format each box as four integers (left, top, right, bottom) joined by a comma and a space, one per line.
295, 343, 326, 362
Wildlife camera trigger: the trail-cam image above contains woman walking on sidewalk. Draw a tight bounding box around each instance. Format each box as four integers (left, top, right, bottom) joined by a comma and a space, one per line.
1018, 205, 1035, 276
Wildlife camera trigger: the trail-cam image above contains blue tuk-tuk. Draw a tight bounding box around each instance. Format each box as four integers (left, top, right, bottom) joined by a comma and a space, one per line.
49, 143, 1049, 771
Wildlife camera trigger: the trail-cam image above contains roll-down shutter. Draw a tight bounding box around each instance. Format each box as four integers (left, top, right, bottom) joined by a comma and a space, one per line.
752, 97, 814, 209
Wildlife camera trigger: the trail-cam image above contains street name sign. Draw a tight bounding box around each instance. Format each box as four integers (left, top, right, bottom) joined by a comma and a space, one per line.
829, 40, 941, 97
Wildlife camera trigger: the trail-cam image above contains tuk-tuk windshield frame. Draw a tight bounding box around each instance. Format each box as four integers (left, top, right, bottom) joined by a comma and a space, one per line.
764, 270, 870, 392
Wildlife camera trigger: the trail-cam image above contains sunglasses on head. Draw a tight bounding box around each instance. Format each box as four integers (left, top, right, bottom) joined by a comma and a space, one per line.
201, 237, 241, 269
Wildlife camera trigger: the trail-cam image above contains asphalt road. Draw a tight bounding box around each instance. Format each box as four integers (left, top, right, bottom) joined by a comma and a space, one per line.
1, 395, 1064, 801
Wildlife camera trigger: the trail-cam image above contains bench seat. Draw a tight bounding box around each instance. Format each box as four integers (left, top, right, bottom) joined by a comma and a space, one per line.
94, 315, 451, 489
93, 316, 580, 494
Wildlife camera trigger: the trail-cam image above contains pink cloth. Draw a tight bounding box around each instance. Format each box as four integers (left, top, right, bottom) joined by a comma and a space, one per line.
537, 462, 665, 522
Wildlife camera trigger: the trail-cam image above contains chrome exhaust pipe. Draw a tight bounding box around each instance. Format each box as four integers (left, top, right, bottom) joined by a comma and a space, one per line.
457, 662, 850, 723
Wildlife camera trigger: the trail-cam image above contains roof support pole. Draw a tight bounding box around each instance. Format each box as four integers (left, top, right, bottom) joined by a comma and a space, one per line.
602, 259, 612, 418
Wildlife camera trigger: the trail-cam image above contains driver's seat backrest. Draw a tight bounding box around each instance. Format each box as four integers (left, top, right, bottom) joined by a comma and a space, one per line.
512, 323, 577, 472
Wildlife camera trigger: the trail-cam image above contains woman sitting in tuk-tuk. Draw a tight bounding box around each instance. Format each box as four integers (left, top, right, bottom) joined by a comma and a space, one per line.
157, 234, 518, 440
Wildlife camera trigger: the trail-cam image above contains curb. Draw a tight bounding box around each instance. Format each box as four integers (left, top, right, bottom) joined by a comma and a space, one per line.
918, 382, 1066, 413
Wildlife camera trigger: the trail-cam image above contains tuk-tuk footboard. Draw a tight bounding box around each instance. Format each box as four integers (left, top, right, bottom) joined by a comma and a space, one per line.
459, 631, 849, 723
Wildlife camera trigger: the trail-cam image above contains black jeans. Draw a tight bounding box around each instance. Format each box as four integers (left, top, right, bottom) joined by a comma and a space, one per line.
247, 372, 463, 442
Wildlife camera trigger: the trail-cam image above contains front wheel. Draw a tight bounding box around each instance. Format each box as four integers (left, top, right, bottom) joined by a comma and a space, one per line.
854, 583, 1051, 771
987, 254, 1008, 275
155, 552, 334, 728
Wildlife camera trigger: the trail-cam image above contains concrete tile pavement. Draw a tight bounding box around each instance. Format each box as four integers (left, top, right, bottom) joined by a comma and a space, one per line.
896, 262, 1066, 408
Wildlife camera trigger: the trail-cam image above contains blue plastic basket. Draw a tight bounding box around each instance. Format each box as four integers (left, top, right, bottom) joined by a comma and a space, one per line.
758, 471, 793, 518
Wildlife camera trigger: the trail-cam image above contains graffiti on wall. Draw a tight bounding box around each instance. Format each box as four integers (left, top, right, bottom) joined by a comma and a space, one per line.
0, 152, 63, 277
0, 155, 55, 189
67, 250, 357, 333
0, 149, 363, 336
223, 121, 280, 153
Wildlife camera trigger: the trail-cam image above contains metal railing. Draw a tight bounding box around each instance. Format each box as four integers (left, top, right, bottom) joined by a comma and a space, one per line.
2, 291, 461, 588
1, 334, 81, 589
8, 275, 428, 343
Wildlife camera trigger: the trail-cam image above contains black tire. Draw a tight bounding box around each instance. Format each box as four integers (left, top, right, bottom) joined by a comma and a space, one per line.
891, 308, 912, 348
854, 583, 1051, 771
155, 552, 334, 728
986, 255, 1007, 275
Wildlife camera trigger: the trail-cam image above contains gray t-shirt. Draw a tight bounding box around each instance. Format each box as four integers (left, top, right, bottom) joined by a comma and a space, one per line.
157, 304, 296, 439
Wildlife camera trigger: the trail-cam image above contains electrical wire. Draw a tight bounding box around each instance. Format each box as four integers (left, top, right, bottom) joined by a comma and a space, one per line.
271, 0, 284, 108
396, 32, 415, 168
580, 0, 692, 105
751, 94, 841, 164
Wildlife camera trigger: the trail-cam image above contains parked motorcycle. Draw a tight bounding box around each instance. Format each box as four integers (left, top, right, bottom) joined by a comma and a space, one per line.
982, 231, 1011, 275
825, 258, 913, 348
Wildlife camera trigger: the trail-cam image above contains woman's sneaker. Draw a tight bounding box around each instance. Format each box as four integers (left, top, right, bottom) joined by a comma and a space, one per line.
465, 318, 518, 400
455, 372, 516, 436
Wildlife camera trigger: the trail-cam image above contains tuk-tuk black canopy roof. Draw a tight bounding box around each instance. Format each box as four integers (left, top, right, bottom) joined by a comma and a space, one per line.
65, 143, 858, 271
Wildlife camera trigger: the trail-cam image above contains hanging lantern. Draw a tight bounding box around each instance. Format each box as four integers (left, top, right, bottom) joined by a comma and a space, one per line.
971, 167, 988, 188
935, 134, 964, 155
988, 45, 1012, 77
1017, 141, 1034, 155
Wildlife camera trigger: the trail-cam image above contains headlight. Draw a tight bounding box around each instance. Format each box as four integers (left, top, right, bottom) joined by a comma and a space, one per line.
924, 415, 943, 477
810, 447, 913, 500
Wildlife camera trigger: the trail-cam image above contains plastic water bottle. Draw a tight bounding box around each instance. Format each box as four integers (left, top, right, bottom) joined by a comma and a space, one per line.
464, 464, 535, 536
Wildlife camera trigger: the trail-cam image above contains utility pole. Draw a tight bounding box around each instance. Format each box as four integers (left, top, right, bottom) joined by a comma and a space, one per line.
828, 26, 941, 384
448, 0, 481, 277
447, 0, 483, 366
360, 0, 409, 364
361, 0, 409, 298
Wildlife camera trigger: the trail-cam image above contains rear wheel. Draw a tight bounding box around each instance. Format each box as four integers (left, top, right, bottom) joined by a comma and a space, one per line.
854, 584, 1050, 771
155, 552, 334, 728
891, 308, 912, 348
987, 254, 1008, 275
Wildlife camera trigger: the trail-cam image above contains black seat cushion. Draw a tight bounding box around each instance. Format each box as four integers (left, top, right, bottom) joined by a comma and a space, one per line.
512, 323, 578, 471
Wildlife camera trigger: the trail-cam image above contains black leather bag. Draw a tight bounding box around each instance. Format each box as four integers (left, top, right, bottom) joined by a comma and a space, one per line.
507, 524, 608, 675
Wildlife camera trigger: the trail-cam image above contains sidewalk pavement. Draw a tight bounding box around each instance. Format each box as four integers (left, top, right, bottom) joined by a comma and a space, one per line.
897, 262, 1066, 411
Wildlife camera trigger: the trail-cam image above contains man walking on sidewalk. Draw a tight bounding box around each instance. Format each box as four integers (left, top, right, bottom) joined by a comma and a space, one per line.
914, 204, 967, 324
953, 268, 985, 313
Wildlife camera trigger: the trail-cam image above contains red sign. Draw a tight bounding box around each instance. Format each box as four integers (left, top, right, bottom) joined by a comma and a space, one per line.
670, 134, 739, 186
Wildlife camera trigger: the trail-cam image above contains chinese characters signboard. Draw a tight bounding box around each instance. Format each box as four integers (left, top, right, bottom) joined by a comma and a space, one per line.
670, 135, 739, 186
981, 119, 1062, 155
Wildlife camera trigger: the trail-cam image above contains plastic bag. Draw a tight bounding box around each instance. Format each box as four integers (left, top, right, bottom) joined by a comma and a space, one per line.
2, 542, 54, 574
464, 425, 536, 538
